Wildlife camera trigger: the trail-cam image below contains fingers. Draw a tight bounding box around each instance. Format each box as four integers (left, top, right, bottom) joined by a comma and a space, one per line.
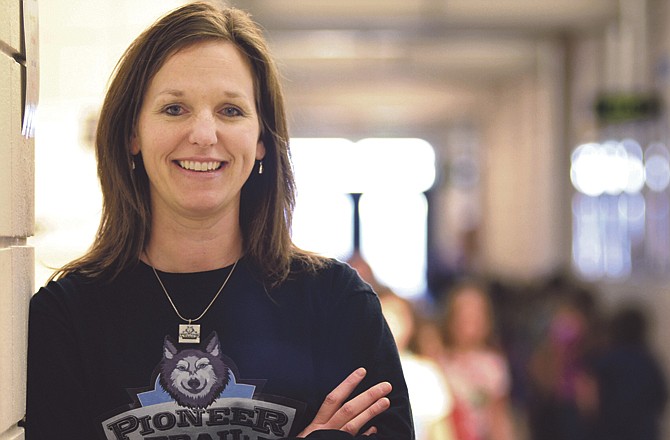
336, 384, 391, 435
297, 368, 393, 438
310, 367, 369, 425
361, 426, 378, 436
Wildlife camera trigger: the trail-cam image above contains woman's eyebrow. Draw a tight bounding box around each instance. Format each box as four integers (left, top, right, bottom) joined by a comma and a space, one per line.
155, 88, 184, 98
155, 88, 249, 99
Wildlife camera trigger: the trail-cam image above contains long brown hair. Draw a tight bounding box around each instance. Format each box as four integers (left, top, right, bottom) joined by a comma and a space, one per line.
52, 2, 324, 287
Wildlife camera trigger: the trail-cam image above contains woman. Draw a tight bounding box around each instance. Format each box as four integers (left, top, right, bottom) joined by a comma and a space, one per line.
26, 3, 413, 439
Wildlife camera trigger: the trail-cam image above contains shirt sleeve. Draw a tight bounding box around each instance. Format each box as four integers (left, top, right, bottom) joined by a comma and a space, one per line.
25, 279, 99, 440
308, 262, 416, 439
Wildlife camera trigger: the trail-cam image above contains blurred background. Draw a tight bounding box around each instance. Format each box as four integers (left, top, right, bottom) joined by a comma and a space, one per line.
32, 0, 670, 438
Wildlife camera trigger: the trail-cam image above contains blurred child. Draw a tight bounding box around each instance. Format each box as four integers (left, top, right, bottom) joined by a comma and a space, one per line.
527, 292, 600, 440
438, 280, 516, 440
380, 290, 456, 440
591, 304, 668, 440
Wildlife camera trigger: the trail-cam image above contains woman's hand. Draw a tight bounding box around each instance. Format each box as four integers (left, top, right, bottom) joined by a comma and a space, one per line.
298, 368, 392, 437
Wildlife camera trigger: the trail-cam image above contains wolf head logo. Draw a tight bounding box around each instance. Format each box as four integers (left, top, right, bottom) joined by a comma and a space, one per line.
159, 332, 230, 409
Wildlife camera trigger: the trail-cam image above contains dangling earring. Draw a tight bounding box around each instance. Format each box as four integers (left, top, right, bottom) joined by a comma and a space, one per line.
131, 157, 136, 170
258, 160, 264, 175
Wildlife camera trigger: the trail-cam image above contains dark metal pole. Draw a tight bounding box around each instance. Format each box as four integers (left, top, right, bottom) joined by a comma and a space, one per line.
350, 193, 362, 252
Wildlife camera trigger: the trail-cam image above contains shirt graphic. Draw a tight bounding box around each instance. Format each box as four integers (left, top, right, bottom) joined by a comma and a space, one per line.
102, 332, 300, 440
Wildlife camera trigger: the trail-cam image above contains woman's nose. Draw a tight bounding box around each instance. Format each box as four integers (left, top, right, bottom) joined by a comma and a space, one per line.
188, 113, 218, 147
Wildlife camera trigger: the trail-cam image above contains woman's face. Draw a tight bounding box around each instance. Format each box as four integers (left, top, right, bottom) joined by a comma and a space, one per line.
132, 40, 265, 224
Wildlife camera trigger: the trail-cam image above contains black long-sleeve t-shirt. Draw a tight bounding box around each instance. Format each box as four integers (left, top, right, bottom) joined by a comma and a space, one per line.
26, 258, 414, 440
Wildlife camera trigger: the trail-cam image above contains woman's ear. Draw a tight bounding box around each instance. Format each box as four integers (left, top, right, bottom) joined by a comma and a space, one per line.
130, 134, 140, 155
256, 140, 266, 160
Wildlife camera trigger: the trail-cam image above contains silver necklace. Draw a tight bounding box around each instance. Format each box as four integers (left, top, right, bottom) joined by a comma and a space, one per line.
148, 258, 238, 344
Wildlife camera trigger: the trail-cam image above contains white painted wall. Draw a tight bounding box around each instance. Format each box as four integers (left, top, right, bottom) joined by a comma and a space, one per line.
480, 39, 568, 281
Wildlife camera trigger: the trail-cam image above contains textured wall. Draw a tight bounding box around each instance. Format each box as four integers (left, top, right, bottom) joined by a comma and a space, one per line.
0, 1, 35, 439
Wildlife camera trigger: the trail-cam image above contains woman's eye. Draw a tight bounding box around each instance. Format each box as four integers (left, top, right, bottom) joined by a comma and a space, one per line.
221, 106, 242, 117
164, 104, 184, 116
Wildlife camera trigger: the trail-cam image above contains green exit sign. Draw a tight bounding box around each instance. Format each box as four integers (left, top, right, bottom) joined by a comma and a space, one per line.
595, 93, 661, 124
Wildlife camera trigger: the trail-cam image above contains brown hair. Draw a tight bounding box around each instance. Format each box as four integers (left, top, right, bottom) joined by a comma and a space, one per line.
52, 1, 324, 287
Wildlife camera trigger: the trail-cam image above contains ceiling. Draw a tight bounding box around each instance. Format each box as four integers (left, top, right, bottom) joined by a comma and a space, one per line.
226, 0, 619, 138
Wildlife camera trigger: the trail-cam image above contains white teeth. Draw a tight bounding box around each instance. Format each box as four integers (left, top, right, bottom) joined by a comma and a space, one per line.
178, 160, 222, 171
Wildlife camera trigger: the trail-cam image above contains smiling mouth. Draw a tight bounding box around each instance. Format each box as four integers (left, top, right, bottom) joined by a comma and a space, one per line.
177, 160, 223, 172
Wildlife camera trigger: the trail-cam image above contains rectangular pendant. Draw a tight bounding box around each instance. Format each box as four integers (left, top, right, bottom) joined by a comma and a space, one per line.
179, 324, 201, 344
